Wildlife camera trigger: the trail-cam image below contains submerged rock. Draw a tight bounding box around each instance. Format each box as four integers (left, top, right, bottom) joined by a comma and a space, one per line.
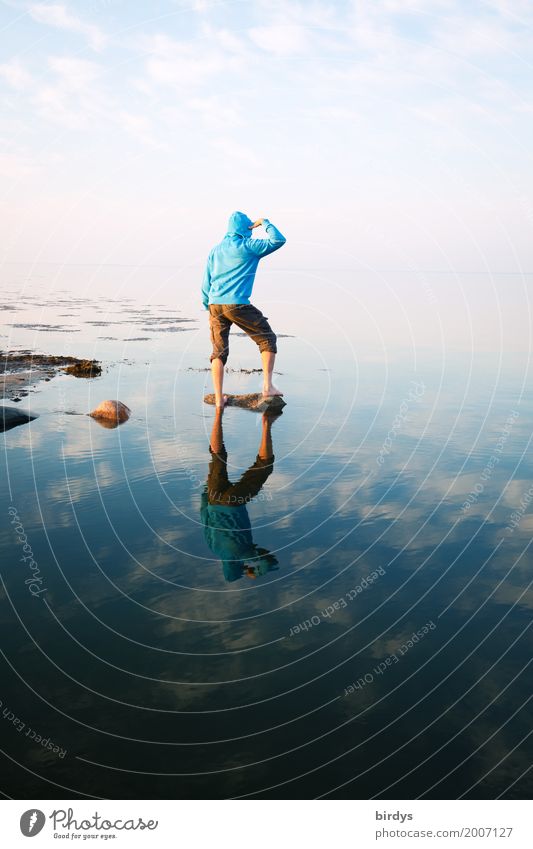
203, 393, 286, 413
1, 351, 102, 401
1, 406, 38, 433
63, 359, 101, 378
88, 400, 131, 428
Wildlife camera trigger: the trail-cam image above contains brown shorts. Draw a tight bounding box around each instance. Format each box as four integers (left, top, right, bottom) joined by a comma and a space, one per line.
207, 444, 275, 505
208, 303, 277, 365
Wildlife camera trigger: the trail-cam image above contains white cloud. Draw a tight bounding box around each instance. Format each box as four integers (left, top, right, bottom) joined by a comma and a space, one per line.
47, 56, 101, 89
249, 24, 309, 55
32, 56, 104, 128
303, 105, 364, 122
247, 0, 344, 54
172, 0, 210, 12
211, 136, 260, 167
485, 0, 533, 22
255, 0, 338, 30
0, 51, 177, 150
435, 16, 522, 55
210, 27, 248, 55
28, 3, 107, 51
117, 111, 170, 151
143, 34, 243, 88
186, 96, 243, 129
0, 148, 38, 178
0, 59, 33, 89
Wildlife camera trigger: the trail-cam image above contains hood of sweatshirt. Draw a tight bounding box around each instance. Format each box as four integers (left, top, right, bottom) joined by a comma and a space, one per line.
226, 211, 253, 237
222, 560, 245, 582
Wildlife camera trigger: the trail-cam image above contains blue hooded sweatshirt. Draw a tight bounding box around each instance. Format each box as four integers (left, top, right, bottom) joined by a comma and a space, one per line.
201, 211, 286, 309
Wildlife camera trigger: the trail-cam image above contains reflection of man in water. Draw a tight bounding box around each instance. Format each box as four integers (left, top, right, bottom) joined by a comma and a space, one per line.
201, 408, 279, 582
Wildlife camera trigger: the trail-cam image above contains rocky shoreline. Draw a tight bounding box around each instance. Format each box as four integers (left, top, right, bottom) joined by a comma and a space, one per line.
1, 351, 101, 402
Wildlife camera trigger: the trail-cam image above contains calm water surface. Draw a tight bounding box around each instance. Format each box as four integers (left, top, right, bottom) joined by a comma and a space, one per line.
1, 281, 532, 799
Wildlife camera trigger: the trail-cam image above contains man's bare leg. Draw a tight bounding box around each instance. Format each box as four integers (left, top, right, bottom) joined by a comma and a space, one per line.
211, 358, 228, 408
210, 406, 224, 452
261, 351, 283, 397
258, 412, 278, 459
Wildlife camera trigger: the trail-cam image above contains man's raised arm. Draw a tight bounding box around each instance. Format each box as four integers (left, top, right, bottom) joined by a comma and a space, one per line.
245, 218, 286, 258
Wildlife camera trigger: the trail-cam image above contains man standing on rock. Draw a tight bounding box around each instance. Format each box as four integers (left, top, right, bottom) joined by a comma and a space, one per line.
201, 212, 286, 409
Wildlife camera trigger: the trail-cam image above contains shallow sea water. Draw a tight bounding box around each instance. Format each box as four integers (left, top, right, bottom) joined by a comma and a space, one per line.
1, 277, 532, 799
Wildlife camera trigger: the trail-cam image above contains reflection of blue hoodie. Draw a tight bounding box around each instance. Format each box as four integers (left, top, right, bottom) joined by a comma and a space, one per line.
201, 211, 286, 309
200, 444, 279, 582
200, 494, 256, 581
200, 494, 279, 582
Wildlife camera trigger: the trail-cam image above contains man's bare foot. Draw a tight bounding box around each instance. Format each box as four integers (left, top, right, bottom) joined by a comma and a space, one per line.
262, 384, 283, 397
215, 394, 228, 409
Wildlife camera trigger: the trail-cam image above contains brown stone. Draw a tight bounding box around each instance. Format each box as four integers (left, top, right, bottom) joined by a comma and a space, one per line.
88, 400, 131, 428
63, 359, 101, 377
203, 393, 286, 413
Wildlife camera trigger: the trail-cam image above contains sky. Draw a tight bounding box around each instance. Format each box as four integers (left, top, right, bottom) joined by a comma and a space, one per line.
1, 0, 533, 346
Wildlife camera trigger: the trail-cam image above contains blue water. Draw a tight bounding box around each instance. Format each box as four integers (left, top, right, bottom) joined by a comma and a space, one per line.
1, 280, 532, 799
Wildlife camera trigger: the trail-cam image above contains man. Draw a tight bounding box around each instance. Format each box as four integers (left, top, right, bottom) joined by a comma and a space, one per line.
201, 211, 286, 408
200, 406, 280, 582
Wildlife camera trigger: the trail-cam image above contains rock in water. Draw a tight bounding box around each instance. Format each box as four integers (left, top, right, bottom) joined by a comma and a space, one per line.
1, 406, 38, 433
88, 400, 131, 428
203, 393, 286, 413
63, 359, 101, 378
